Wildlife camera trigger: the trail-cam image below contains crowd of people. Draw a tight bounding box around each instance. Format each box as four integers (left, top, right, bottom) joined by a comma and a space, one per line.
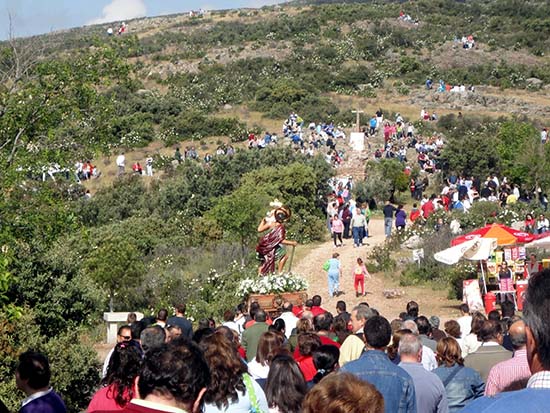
12, 270, 550, 413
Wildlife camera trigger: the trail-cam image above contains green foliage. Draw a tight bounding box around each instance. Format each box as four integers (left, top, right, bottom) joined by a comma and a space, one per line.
362, 159, 409, 204
0, 310, 100, 413
367, 245, 396, 273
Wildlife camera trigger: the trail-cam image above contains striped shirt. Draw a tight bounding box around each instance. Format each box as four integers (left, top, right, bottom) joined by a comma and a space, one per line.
485, 348, 530, 395
528, 370, 550, 389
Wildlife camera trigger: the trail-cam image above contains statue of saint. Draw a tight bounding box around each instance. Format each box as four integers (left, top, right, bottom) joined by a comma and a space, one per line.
256, 205, 297, 275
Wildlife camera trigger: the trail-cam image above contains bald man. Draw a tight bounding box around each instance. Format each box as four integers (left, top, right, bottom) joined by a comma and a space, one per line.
485, 320, 531, 395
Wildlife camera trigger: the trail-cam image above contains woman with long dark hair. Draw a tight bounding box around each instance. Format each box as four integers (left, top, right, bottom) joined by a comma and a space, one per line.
265, 354, 307, 413
309, 345, 340, 387
87, 341, 142, 412
200, 331, 268, 413
433, 337, 484, 412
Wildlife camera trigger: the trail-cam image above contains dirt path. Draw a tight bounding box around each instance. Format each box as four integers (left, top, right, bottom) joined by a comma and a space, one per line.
292, 219, 460, 320
292, 133, 461, 321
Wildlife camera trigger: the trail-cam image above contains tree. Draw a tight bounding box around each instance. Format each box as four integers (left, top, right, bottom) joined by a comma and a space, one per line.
84, 234, 145, 311
209, 183, 271, 265
362, 159, 409, 203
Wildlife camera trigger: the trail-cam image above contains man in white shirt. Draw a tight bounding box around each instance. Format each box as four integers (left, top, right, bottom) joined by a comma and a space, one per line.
457, 303, 473, 337
274, 301, 298, 338
116, 153, 125, 175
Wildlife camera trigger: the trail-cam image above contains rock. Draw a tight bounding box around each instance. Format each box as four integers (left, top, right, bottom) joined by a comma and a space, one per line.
136, 89, 152, 95
526, 77, 543, 90
223, 104, 233, 110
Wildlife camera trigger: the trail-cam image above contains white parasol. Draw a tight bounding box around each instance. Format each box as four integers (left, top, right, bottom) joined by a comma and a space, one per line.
434, 238, 497, 294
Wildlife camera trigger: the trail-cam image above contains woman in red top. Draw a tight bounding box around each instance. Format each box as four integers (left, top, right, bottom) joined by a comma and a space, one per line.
524, 213, 536, 234
295, 333, 322, 382
87, 341, 141, 412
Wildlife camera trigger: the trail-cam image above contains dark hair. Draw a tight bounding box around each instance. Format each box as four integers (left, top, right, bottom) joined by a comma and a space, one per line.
199, 332, 247, 409
303, 373, 384, 413
312, 345, 340, 383
312, 295, 322, 307
460, 303, 470, 314
333, 317, 350, 344
192, 327, 215, 344
197, 318, 211, 330
256, 332, 284, 365
364, 316, 392, 349
175, 303, 187, 314
103, 341, 142, 407
406, 301, 419, 318
444, 320, 461, 339
501, 301, 515, 318
265, 354, 307, 413
118, 324, 132, 336
416, 316, 432, 335
157, 309, 168, 322
314, 312, 333, 332
479, 320, 500, 342
17, 351, 51, 390
436, 337, 464, 367
131, 321, 145, 340
298, 333, 322, 357
282, 301, 293, 312
523, 269, 550, 369
488, 310, 501, 322
140, 326, 166, 354
138, 342, 210, 409
127, 313, 137, 324
255, 309, 267, 322
249, 302, 260, 319
271, 318, 286, 333
471, 312, 487, 338
223, 309, 235, 322
336, 300, 346, 312
305, 299, 314, 308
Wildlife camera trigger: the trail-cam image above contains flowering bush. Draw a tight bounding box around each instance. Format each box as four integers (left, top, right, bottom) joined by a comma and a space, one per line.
238, 273, 308, 296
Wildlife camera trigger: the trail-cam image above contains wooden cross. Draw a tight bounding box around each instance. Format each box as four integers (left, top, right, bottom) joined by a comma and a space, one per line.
351, 109, 364, 132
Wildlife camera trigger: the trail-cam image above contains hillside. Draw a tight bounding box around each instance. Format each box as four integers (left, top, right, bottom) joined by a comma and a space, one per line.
3, 2, 550, 411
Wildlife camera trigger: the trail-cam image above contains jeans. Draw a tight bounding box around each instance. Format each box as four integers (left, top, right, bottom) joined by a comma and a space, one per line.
328, 272, 339, 296
384, 217, 393, 237
352, 226, 364, 246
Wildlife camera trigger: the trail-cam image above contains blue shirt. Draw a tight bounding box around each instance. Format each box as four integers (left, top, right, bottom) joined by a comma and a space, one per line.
433, 364, 484, 412
342, 350, 417, 413
399, 362, 448, 413
327, 258, 340, 276
459, 388, 550, 412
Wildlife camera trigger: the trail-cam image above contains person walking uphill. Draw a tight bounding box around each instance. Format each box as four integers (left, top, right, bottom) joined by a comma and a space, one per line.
383, 200, 397, 238
330, 215, 344, 247
353, 257, 371, 297
351, 208, 366, 247
324, 253, 342, 297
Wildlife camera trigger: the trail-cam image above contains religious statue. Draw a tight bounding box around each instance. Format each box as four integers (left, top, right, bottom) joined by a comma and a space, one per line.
256, 204, 297, 275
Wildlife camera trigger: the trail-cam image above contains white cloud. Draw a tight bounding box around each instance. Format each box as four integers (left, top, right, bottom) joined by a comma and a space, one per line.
88, 0, 147, 25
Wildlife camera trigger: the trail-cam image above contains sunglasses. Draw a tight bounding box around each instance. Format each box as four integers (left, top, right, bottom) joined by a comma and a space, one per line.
119, 335, 132, 341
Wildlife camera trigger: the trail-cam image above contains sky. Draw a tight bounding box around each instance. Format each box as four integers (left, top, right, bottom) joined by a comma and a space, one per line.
0, 0, 285, 40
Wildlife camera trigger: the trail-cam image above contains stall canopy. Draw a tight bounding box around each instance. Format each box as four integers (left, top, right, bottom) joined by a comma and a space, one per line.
451, 223, 535, 247
435, 238, 497, 265
525, 232, 550, 249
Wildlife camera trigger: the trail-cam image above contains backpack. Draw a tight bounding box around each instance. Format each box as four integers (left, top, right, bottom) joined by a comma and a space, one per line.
323, 260, 330, 271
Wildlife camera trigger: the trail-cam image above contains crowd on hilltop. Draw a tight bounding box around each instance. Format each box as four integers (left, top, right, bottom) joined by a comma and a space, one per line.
366, 109, 446, 175
12, 270, 550, 413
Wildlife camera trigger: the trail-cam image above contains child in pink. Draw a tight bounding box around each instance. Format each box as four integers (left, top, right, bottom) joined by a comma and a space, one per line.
353, 257, 371, 297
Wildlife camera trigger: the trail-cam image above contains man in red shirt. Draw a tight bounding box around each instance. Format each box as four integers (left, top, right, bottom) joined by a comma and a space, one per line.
421, 194, 436, 219
310, 295, 327, 317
